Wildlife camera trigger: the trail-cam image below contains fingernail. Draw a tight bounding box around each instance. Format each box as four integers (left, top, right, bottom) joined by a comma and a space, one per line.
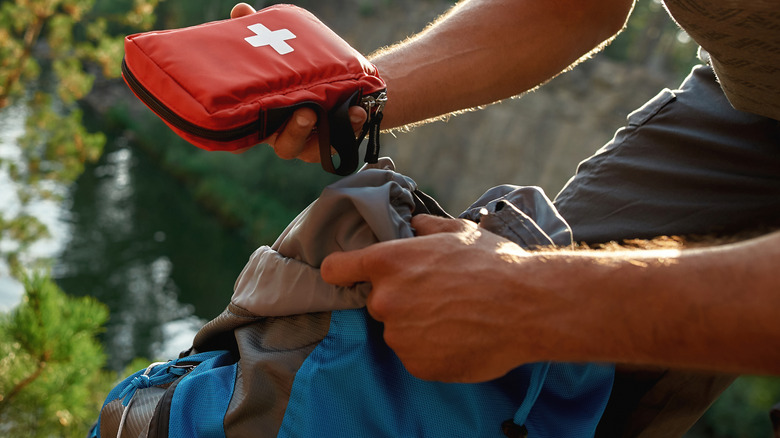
296, 114, 312, 128
350, 114, 364, 125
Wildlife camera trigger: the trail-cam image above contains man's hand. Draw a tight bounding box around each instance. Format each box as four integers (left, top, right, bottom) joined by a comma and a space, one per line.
321, 214, 539, 383
325, 214, 780, 378
229, 3, 367, 160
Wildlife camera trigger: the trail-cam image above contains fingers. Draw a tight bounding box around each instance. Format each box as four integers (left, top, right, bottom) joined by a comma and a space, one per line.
230, 3, 368, 165
411, 214, 477, 236
229, 144, 255, 154
321, 245, 398, 326
321, 248, 373, 286
349, 107, 367, 136
268, 105, 367, 163
296, 138, 326, 163
230, 3, 256, 18
321, 217, 476, 286
273, 107, 318, 160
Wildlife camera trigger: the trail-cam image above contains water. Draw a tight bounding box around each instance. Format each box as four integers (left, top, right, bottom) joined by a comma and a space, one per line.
0, 105, 28, 311
0, 106, 257, 371
55, 132, 258, 370
0, 103, 72, 312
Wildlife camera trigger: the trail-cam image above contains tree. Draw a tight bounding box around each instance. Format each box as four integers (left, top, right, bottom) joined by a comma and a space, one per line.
0, 0, 160, 273
0, 1, 160, 436
0, 273, 111, 437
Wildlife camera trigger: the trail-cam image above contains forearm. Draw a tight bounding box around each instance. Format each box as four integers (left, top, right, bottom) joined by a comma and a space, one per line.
521, 231, 780, 375
370, 0, 634, 128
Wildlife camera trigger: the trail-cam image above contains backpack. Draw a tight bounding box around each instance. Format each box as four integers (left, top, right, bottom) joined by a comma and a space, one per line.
90, 162, 613, 437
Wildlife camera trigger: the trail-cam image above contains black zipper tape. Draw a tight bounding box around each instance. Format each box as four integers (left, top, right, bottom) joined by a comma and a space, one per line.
121, 58, 257, 142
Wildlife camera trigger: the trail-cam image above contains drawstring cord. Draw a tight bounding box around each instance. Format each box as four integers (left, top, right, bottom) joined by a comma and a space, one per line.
116, 361, 188, 438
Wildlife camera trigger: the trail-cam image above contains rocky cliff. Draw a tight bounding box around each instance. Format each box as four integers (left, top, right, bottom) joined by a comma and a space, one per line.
380, 59, 676, 212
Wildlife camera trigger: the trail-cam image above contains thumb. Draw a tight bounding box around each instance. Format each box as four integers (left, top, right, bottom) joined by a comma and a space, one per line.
230, 3, 256, 18
321, 249, 372, 286
349, 107, 368, 136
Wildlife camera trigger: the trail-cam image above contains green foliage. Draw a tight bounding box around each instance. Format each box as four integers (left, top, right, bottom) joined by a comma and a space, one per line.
0, 272, 112, 438
687, 375, 780, 438
604, 0, 699, 80
19, 94, 106, 187
0, 213, 50, 278
154, 0, 241, 28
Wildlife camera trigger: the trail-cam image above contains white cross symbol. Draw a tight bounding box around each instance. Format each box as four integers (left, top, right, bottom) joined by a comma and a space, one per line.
244, 23, 296, 55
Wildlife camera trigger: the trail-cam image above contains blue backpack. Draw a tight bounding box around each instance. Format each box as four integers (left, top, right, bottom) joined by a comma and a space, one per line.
91, 167, 613, 437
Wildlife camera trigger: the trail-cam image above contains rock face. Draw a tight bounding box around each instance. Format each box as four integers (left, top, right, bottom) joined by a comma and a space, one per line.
380, 60, 675, 212
296, 0, 681, 212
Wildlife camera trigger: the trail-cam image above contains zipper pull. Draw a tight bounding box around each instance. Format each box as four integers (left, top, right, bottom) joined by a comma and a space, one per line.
358, 91, 387, 164
360, 91, 388, 125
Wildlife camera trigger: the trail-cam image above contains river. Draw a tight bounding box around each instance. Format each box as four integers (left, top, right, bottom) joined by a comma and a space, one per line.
1, 105, 257, 371
60, 132, 259, 371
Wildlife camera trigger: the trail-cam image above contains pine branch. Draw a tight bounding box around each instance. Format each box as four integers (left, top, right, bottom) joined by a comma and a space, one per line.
0, 14, 46, 109
0, 351, 50, 415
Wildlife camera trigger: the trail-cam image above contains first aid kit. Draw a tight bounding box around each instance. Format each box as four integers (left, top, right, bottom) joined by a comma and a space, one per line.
122, 4, 387, 175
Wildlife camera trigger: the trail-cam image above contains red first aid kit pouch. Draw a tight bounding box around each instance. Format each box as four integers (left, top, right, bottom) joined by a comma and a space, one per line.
122, 4, 387, 175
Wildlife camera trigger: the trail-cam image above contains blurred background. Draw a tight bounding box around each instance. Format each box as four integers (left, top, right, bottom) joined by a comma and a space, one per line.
0, 0, 778, 436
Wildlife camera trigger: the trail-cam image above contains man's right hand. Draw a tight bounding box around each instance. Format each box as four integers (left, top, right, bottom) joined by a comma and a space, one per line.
229, 3, 367, 161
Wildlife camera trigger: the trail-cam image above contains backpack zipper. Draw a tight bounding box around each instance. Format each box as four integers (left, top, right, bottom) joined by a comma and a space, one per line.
121, 58, 258, 142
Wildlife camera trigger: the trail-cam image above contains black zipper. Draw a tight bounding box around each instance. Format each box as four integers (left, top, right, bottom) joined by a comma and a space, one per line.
121, 58, 258, 142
